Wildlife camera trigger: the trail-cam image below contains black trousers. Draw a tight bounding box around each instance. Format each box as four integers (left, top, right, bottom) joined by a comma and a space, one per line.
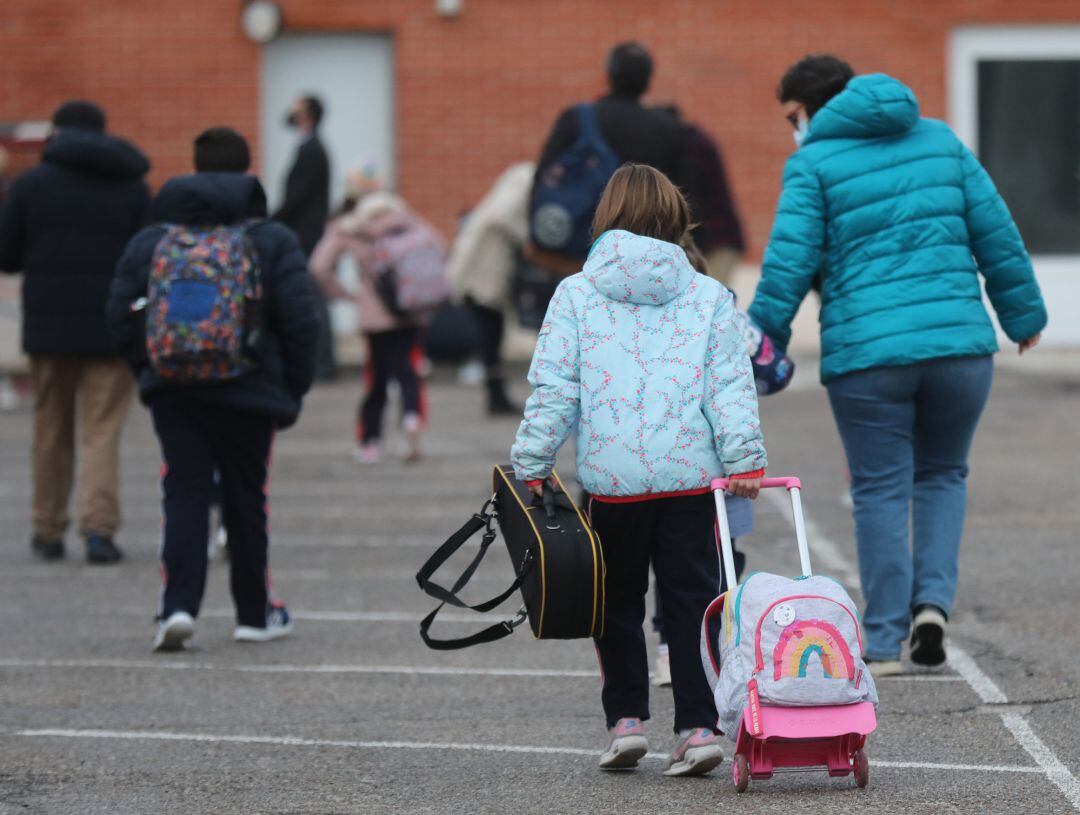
465, 299, 505, 372
589, 493, 724, 733
359, 327, 423, 443
151, 395, 274, 628
654, 543, 743, 643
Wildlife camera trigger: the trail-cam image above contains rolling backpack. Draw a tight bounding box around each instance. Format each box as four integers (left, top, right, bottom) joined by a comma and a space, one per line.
702, 478, 878, 739
145, 223, 262, 382
416, 466, 605, 650
529, 104, 620, 260
370, 220, 450, 318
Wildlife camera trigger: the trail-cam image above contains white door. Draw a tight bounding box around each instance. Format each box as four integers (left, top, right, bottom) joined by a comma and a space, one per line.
261, 32, 394, 210
950, 26, 1080, 346
260, 33, 394, 338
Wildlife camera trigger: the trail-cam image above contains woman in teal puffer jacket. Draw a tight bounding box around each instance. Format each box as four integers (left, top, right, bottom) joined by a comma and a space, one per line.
749, 56, 1047, 676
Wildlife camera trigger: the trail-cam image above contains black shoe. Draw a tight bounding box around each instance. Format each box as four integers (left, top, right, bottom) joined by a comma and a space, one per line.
486, 379, 522, 416
909, 604, 948, 667
31, 537, 65, 561
86, 535, 123, 565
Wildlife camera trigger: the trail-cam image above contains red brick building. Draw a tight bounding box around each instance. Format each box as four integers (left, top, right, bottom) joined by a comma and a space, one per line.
3, 1, 1079, 340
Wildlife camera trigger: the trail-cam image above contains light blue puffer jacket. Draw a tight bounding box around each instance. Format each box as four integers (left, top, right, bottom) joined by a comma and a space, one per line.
749, 74, 1048, 383
511, 230, 767, 498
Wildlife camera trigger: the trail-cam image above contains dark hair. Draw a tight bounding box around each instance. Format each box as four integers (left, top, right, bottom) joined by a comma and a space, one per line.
302, 95, 324, 127
776, 55, 855, 117
194, 127, 251, 173
592, 163, 691, 248
52, 100, 106, 134
607, 42, 653, 98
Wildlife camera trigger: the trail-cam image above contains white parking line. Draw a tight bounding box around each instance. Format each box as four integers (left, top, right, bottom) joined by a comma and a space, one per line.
0, 658, 598, 679
11, 728, 1045, 774
766, 488, 1080, 811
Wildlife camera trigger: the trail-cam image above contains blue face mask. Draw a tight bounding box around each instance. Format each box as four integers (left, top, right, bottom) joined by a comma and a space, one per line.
793, 118, 809, 147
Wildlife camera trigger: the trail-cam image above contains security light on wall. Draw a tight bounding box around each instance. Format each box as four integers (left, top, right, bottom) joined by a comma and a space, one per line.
242, 1, 283, 43
436, 0, 463, 18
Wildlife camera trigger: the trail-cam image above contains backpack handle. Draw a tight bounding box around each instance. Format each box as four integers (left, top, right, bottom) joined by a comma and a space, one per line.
711, 477, 812, 589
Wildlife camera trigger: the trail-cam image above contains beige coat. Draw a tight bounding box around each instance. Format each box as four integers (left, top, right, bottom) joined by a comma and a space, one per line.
445, 162, 534, 309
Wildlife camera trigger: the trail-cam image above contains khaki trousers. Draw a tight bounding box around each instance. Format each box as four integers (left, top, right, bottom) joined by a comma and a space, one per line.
30, 357, 134, 540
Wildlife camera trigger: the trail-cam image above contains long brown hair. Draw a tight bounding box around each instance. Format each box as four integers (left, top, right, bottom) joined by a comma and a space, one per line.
591, 163, 706, 272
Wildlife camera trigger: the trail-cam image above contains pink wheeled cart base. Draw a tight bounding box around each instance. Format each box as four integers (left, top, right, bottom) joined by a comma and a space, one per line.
731, 701, 877, 792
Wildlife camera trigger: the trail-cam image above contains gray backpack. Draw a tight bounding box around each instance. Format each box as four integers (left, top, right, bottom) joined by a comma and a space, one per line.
701, 479, 878, 739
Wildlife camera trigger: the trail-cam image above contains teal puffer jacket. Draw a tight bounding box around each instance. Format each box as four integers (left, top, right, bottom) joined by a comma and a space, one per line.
749, 74, 1047, 383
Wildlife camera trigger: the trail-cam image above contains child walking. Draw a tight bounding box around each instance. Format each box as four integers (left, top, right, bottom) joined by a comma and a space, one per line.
310, 192, 444, 463
511, 164, 767, 776
107, 128, 319, 651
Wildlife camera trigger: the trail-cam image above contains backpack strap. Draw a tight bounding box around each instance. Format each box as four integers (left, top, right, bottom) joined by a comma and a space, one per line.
415, 499, 536, 650
574, 103, 606, 149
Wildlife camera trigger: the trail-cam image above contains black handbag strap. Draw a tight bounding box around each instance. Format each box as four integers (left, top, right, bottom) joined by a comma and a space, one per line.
415, 499, 536, 650
419, 603, 529, 651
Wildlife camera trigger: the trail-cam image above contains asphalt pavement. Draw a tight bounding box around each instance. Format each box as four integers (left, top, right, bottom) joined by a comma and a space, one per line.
1, 360, 1078, 814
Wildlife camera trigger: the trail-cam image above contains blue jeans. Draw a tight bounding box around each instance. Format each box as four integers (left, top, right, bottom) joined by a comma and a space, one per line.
826, 356, 993, 660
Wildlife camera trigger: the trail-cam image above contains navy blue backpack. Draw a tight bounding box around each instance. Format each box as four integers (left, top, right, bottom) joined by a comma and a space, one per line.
530, 104, 620, 260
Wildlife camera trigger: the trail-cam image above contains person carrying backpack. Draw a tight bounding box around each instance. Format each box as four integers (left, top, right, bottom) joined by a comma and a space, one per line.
526, 42, 685, 278
511, 164, 767, 776
107, 128, 319, 652
309, 191, 448, 464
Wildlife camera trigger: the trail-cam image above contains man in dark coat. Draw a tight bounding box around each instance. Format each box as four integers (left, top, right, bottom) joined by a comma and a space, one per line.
273, 95, 335, 380
526, 42, 684, 282
657, 105, 746, 286
535, 43, 684, 192
0, 100, 149, 564
108, 128, 319, 651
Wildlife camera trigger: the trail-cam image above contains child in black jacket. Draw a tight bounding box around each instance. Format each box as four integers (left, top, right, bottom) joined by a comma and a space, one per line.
107, 129, 319, 651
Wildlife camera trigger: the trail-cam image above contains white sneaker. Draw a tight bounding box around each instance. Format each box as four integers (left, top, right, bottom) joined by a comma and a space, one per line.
401, 413, 423, 463
153, 611, 194, 652
234, 604, 293, 643
866, 658, 904, 678
653, 652, 672, 687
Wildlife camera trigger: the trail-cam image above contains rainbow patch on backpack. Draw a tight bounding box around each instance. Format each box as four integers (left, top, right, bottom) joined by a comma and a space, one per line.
773, 619, 855, 681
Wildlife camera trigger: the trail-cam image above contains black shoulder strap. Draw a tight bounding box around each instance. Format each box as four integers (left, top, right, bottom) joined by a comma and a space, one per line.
415, 500, 535, 650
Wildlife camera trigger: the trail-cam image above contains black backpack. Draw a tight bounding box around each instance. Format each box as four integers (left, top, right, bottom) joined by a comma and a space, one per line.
416, 466, 605, 649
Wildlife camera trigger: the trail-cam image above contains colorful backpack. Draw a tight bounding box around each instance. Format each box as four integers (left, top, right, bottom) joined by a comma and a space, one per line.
738, 310, 796, 395
529, 104, 620, 260
146, 223, 262, 382
704, 571, 879, 739
371, 220, 450, 317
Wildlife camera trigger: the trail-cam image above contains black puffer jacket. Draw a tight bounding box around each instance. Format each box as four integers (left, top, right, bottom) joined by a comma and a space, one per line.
0, 130, 150, 356
107, 173, 319, 428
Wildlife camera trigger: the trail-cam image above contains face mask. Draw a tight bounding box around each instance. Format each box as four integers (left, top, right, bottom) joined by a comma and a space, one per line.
285, 112, 299, 129
793, 117, 809, 147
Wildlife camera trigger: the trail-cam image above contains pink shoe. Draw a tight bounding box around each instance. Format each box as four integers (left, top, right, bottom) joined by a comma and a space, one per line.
354, 442, 381, 465
599, 717, 648, 770
663, 728, 723, 777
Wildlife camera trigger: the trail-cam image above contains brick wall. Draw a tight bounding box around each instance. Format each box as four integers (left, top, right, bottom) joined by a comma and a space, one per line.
2, 0, 1077, 258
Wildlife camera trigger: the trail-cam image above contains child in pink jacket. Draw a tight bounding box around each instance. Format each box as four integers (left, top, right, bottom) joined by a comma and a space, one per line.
309, 192, 444, 463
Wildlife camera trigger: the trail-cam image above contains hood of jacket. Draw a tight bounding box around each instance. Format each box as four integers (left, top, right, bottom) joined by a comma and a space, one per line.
42, 129, 150, 180
151, 173, 268, 226
582, 230, 696, 306
336, 191, 410, 236
804, 74, 920, 145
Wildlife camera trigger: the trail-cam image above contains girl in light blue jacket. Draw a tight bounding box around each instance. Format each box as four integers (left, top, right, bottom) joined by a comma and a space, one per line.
511, 164, 767, 776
